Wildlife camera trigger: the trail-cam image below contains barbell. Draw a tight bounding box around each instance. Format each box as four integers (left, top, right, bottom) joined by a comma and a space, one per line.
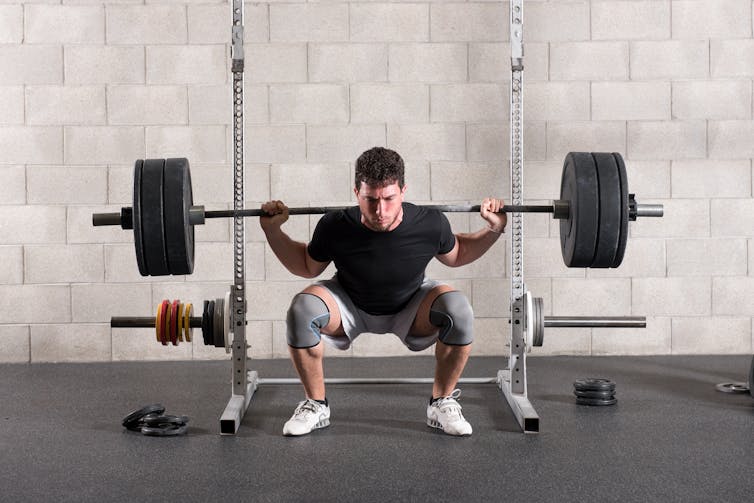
92, 152, 663, 276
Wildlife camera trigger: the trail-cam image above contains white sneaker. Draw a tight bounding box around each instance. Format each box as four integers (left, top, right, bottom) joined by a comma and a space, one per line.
426, 389, 472, 436
283, 399, 331, 436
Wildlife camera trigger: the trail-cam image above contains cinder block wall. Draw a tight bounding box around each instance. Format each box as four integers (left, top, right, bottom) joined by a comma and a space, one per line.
1, 1, 752, 363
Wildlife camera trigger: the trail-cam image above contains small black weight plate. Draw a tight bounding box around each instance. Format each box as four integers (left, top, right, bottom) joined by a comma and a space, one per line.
140, 159, 170, 276
122, 404, 165, 431
141, 424, 189, 437
207, 301, 216, 347
140, 413, 190, 427
715, 382, 750, 394
202, 300, 211, 346
213, 297, 224, 348
532, 297, 544, 347
163, 158, 195, 275
576, 397, 617, 406
132, 160, 149, 276
612, 152, 629, 267
591, 153, 622, 268
574, 378, 616, 392
574, 389, 616, 399
560, 152, 600, 267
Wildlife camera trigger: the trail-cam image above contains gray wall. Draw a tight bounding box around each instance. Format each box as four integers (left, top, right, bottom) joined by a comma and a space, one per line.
1, 0, 753, 362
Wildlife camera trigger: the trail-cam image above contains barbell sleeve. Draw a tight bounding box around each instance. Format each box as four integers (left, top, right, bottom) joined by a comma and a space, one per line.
111, 317, 203, 328
543, 316, 646, 328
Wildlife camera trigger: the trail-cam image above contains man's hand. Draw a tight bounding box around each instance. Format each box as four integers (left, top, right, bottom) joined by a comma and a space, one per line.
260, 200, 289, 233
480, 197, 507, 233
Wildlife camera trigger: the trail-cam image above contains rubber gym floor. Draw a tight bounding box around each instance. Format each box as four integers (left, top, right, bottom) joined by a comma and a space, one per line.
1, 354, 752, 502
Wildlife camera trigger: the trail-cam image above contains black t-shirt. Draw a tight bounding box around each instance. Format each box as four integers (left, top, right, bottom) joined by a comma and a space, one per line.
307, 203, 456, 315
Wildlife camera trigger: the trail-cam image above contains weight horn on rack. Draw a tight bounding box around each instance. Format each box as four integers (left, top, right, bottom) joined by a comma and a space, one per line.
93, 153, 663, 276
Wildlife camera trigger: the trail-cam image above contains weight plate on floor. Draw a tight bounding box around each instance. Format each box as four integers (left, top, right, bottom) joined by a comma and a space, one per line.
560, 152, 600, 267
202, 300, 211, 346
122, 404, 165, 431
140, 159, 169, 276
170, 300, 180, 346
213, 297, 224, 348
576, 397, 617, 406
132, 160, 148, 276
574, 389, 616, 399
574, 378, 616, 392
532, 296, 544, 347
715, 382, 750, 394
163, 158, 195, 275
591, 153, 622, 268
184, 302, 193, 343
141, 424, 189, 437
612, 152, 629, 267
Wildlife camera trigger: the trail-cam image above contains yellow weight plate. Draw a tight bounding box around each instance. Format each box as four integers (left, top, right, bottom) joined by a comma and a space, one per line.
162, 301, 171, 346
183, 303, 193, 342
156, 300, 166, 343
177, 302, 184, 342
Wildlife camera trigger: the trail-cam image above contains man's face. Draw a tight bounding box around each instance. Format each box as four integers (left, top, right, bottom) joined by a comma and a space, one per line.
355, 181, 406, 232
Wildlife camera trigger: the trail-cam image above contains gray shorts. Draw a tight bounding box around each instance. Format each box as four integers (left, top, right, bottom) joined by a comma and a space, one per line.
313, 276, 442, 352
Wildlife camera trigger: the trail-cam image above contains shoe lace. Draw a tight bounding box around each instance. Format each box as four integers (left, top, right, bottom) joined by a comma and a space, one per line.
293, 399, 320, 419
436, 389, 463, 419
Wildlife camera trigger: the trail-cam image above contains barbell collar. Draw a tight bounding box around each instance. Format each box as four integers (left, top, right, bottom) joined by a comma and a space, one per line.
544, 316, 646, 328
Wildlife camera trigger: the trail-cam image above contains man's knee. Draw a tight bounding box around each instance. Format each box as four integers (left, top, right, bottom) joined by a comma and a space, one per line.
429, 291, 474, 346
286, 293, 330, 348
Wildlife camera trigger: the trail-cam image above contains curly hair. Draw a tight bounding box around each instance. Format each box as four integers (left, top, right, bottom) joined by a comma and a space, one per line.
354, 147, 405, 190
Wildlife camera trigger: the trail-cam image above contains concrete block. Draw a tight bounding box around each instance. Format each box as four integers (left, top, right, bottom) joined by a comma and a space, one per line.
270, 84, 349, 124
550, 42, 628, 81
390, 43, 466, 83
108, 86, 188, 125
25, 244, 104, 283
31, 324, 111, 363
531, 326, 592, 356
711, 199, 754, 237
270, 4, 348, 42
64, 46, 143, 85
470, 42, 548, 82
107, 165, 132, 204
631, 199, 708, 238
104, 244, 171, 284
552, 278, 631, 317
0, 246, 22, 284
0, 46, 62, 85
67, 205, 133, 244
0, 206, 66, 245
351, 84, 428, 124
246, 280, 311, 320
25, 5, 104, 44
0, 126, 63, 164
672, 159, 751, 198
430, 84, 507, 123
592, 82, 671, 121
426, 241, 505, 280
715, 278, 754, 315
247, 44, 307, 83
188, 3, 267, 44
671, 317, 751, 354
270, 163, 351, 203
26, 85, 105, 126
524, 204, 552, 238
523, 238, 585, 279
592, 317, 672, 355
307, 125, 385, 163
404, 161, 431, 202
667, 238, 747, 277
470, 318, 509, 357
673, 81, 752, 120
626, 161, 671, 198
0, 86, 23, 125
0, 165, 25, 204
146, 126, 226, 163
672, 0, 751, 39
588, 239, 667, 279
113, 327, 192, 362
107, 5, 185, 44
387, 124, 466, 162
351, 4, 429, 42
240, 321, 274, 360
547, 121, 626, 161
245, 125, 306, 163
430, 162, 506, 201
522, 160, 561, 200
591, 0, 671, 40
309, 44, 387, 83
630, 41, 709, 80
467, 122, 546, 162
627, 121, 706, 160
430, 3, 506, 42
0, 325, 29, 363
526, 1, 590, 42
0, 5, 22, 43
65, 126, 143, 165
190, 84, 267, 125
27, 165, 106, 204
709, 120, 754, 159
711, 39, 754, 78
633, 277, 711, 316
71, 283, 151, 323
525, 82, 589, 121
0, 285, 70, 324
147, 46, 225, 85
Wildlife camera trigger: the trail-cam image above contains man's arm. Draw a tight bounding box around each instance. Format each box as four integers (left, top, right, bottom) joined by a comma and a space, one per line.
260, 200, 329, 278
436, 197, 506, 268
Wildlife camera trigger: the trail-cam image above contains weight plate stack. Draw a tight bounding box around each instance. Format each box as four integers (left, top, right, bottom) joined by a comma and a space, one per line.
573, 378, 617, 406
591, 153, 622, 268
140, 159, 170, 276
560, 152, 600, 267
163, 158, 195, 275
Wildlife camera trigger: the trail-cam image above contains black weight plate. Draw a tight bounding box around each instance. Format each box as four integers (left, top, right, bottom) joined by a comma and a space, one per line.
163, 158, 195, 275
612, 152, 629, 267
202, 300, 211, 346
591, 153, 622, 268
574, 378, 616, 392
715, 382, 749, 394
141, 424, 189, 437
560, 152, 600, 267
574, 389, 616, 399
576, 397, 617, 406
132, 160, 148, 276
140, 159, 170, 276
533, 297, 544, 347
208, 301, 215, 347
140, 414, 190, 427
122, 404, 165, 431
213, 297, 224, 348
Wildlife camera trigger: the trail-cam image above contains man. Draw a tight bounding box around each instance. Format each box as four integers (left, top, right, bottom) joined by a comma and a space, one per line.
260, 147, 506, 436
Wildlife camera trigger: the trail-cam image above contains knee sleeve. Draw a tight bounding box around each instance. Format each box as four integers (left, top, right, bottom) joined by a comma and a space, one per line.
429, 291, 474, 346
286, 293, 330, 349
